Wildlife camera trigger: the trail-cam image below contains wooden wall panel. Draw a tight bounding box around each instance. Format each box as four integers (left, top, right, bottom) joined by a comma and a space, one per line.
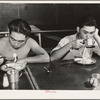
74, 4, 100, 29
57, 4, 75, 29
0, 4, 100, 31
0, 4, 18, 31
19, 4, 57, 26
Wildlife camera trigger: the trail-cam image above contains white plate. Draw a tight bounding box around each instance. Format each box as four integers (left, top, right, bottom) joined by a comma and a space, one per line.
74, 58, 96, 65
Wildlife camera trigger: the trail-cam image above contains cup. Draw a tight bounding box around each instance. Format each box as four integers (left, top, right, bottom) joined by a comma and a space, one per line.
90, 73, 100, 87
7, 69, 19, 83
91, 73, 100, 79
85, 38, 93, 47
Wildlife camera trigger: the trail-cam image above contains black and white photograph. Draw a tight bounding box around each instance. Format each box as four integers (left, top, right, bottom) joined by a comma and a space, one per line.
0, 0, 100, 99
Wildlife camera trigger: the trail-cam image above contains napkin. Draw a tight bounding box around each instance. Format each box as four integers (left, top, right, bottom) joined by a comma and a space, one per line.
82, 47, 91, 59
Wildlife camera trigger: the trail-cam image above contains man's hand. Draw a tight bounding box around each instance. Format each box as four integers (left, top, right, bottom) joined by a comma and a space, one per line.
17, 59, 27, 64
93, 28, 99, 38
71, 39, 84, 49
16, 59, 27, 70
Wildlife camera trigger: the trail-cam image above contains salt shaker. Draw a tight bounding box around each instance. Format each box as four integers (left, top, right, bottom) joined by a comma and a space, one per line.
3, 73, 9, 87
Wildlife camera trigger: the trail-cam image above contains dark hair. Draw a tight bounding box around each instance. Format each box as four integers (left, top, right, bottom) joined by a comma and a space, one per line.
8, 19, 31, 37
78, 16, 97, 28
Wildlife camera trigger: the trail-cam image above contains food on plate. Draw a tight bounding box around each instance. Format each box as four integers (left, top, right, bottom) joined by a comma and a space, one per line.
79, 58, 92, 64
74, 58, 82, 62
1, 62, 27, 71
74, 57, 96, 64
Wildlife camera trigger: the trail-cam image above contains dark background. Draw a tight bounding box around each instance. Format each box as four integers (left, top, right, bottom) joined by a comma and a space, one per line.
0, 4, 100, 30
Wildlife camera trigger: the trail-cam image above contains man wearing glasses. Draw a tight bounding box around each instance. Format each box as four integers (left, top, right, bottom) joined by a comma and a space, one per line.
51, 16, 100, 61
0, 19, 49, 70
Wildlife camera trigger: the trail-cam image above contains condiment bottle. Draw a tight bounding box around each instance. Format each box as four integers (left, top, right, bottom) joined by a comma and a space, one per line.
3, 73, 9, 87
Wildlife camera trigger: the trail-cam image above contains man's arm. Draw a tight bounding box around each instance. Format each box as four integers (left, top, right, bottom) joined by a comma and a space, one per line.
93, 28, 100, 56
93, 28, 100, 47
50, 38, 84, 61
50, 42, 72, 61
18, 38, 50, 63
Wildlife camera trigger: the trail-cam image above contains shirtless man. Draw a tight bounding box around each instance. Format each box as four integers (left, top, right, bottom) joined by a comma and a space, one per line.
0, 19, 49, 70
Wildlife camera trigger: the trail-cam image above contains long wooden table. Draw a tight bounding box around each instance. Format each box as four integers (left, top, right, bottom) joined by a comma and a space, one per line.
27, 54, 100, 90
1, 54, 100, 90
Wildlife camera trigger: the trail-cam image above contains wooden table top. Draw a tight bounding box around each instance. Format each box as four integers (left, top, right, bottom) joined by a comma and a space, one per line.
27, 54, 100, 90
0, 69, 33, 90
1, 54, 100, 90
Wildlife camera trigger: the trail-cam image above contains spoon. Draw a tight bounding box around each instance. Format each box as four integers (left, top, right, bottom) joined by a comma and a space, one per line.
44, 67, 52, 73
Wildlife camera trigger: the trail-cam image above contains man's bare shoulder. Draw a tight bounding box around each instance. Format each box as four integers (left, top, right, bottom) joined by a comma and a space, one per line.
27, 37, 38, 46
26, 37, 40, 50
0, 37, 8, 43
27, 37, 37, 43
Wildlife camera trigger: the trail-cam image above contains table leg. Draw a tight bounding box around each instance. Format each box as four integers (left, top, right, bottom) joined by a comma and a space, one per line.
38, 33, 42, 46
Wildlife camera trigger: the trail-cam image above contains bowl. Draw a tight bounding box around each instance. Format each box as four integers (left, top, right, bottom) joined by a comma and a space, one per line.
1, 62, 27, 72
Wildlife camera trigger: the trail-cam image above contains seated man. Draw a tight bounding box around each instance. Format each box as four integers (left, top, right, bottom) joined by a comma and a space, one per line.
51, 16, 100, 61
0, 19, 49, 70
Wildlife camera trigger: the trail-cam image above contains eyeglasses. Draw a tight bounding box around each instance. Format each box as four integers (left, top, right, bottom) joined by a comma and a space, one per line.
10, 36, 26, 43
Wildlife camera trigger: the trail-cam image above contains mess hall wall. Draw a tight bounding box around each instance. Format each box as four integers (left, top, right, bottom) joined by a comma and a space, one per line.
0, 4, 100, 49
0, 4, 100, 31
